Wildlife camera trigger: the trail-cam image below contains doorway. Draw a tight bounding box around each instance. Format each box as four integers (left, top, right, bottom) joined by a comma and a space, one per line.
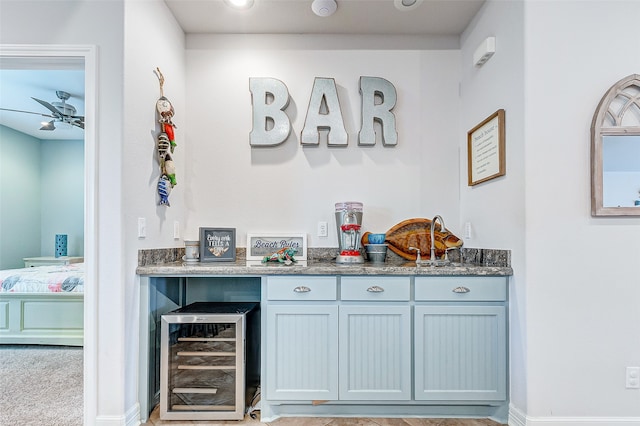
0, 44, 97, 424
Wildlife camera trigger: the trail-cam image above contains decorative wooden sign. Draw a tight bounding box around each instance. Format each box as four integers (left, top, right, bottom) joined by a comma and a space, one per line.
467, 109, 506, 186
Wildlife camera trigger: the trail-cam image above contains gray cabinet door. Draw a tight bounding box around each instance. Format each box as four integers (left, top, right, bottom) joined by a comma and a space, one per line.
414, 305, 506, 401
339, 305, 412, 400
265, 305, 339, 400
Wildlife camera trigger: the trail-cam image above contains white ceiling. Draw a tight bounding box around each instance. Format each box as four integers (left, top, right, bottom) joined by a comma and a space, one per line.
0, 64, 85, 141
0, 0, 484, 141
165, 0, 485, 35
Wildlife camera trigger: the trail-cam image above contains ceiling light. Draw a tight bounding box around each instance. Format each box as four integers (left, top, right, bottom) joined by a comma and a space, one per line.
312, 0, 337, 17
40, 120, 56, 131
394, 0, 423, 11
224, 0, 254, 10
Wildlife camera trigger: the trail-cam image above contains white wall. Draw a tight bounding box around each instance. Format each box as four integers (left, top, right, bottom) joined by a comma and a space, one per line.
1, 1, 126, 423
459, 0, 527, 414
4, 0, 639, 424
524, 1, 640, 421
0, 125, 41, 269
40, 139, 84, 258
123, 0, 186, 418
183, 36, 461, 247
0, 129, 84, 267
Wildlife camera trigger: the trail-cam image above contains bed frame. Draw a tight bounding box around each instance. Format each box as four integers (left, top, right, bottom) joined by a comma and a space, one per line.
0, 293, 83, 346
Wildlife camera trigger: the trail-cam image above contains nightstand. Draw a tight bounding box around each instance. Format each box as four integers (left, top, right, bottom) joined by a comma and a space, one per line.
23, 256, 84, 267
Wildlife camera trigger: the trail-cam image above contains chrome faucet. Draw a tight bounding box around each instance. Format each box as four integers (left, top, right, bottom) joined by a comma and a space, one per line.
408, 246, 422, 263
409, 216, 450, 267
431, 215, 446, 261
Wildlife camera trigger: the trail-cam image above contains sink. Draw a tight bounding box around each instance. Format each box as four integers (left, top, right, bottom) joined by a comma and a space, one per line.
403, 260, 462, 268
421, 259, 451, 267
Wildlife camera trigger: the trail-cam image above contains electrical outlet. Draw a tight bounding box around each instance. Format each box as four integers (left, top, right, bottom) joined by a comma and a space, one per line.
137, 217, 146, 239
626, 366, 640, 389
318, 221, 328, 237
464, 222, 472, 239
173, 221, 180, 239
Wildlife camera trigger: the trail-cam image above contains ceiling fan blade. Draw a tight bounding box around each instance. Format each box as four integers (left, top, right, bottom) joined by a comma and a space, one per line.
31, 97, 63, 118
0, 107, 55, 118
66, 117, 84, 129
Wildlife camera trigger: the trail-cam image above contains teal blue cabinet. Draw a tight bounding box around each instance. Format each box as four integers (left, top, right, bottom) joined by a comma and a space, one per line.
339, 276, 411, 400
414, 276, 508, 402
265, 304, 339, 400
414, 305, 506, 400
265, 276, 339, 401
339, 305, 411, 400
264, 275, 508, 409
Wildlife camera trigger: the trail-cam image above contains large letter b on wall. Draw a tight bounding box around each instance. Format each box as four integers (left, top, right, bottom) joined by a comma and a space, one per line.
250, 78, 291, 146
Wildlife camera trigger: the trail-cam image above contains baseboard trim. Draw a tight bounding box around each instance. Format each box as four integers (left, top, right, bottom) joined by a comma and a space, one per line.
92, 403, 140, 426
509, 404, 527, 426
509, 404, 640, 426
125, 403, 140, 426
93, 415, 126, 425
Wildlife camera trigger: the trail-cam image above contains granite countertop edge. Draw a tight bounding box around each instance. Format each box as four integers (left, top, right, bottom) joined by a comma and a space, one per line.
136, 262, 512, 277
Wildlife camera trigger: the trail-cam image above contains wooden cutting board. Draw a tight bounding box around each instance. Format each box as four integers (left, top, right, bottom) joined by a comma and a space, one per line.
362, 218, 463, 261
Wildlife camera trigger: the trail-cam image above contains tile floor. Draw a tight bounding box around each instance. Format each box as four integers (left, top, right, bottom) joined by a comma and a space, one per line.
143, 406, 505, 426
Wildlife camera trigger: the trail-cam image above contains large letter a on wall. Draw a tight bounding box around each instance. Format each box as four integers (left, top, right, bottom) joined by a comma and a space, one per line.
250, 78, 291, 146
301, 77, 348, 146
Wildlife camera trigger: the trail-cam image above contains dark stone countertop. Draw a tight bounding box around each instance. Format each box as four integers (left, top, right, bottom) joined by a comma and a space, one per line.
137, 247, 512, 277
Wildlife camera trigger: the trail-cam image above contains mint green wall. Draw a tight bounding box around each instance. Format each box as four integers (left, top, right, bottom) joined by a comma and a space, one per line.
0, 125, 42, 269
0, 125, 84, 269
40, 139, 84, 257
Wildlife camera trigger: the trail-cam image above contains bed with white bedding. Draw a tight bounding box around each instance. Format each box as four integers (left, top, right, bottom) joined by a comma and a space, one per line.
0, 263, 84, 346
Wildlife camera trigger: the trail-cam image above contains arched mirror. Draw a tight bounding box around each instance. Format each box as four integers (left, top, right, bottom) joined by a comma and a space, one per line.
591, 74, 640, 216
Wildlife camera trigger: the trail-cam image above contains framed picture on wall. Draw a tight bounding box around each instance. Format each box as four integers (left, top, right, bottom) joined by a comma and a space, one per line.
199, 227, 236, 262
467, 109, 506, 186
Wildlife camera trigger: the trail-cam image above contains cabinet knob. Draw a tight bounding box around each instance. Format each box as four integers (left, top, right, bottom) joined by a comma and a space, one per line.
452, 286, 471, 293
367, 285, 385, 293
293, 286, 311, 293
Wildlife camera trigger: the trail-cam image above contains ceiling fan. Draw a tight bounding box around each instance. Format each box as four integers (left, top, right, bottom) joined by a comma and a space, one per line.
0, 90, 84, 131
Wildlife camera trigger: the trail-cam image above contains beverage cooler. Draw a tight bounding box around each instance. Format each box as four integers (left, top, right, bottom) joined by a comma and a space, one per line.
160, 302, 260, 420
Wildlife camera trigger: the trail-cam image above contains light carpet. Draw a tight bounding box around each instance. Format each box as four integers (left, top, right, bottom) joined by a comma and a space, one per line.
0, 345, 83, 426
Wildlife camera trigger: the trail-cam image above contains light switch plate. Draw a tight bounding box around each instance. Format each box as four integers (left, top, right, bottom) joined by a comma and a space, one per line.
138, 217, 146, 239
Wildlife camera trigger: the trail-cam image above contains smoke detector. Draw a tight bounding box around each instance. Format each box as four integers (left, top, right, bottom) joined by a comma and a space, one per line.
394, 0, 423, 11
312, 0, 337, 17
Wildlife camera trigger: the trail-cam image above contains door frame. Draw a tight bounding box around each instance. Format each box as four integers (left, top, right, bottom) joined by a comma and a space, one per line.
0, 44, 98, 424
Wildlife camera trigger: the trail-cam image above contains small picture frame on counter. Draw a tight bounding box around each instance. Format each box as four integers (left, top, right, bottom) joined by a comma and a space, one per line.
199, 227, 236, 262
246, 233, 307, 262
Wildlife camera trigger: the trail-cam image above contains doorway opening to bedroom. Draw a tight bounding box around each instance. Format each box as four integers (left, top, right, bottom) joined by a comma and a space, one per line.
0, 60, 85, 270
0, 46, 96, 425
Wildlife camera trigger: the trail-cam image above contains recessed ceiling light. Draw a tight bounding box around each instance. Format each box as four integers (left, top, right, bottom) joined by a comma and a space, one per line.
224, 0, 254, 10
312, 0, 337, 17
394, 0, 423, 11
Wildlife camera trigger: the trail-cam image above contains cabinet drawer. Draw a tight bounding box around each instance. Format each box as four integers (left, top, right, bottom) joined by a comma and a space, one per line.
341, 276, 410, 301
267, 276, 337, 301
415, 276, 507, 301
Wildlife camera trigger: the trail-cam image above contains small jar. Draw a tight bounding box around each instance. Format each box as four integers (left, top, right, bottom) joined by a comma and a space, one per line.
184, 240, 199, 261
